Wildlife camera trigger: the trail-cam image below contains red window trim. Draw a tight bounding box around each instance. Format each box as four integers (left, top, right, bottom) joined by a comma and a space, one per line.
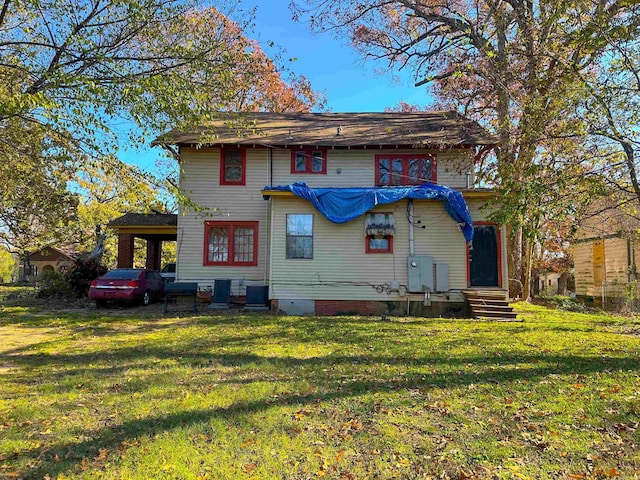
465, 222, 502, 288
365, 235, 394, 254
220, 147, 246, 185
290, 149, 327, 174
203, 221, 258, 266
374, 154, 437, 186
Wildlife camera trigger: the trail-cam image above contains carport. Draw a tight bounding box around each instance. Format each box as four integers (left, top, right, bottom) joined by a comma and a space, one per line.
107, 213, 177, 271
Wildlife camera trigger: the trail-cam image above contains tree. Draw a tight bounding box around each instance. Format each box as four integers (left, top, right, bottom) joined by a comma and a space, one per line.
0, 0, 322, 254
0, 246, 17, 282
65, 159, 170, 267
292, 0, 640, 299
580, 34, 640, 217
0, 118, 79, 258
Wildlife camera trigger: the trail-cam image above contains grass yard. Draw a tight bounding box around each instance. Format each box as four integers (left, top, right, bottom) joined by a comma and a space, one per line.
0, 296, 639, 479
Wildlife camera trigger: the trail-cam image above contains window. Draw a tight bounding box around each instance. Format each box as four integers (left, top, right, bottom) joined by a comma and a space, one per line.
291, 150, 326, 174
375, 154, 436, 186
366, 235, 393, 253
286, 214, 313, 259
365, 212, 395, 254
145, 271, 162, 281
220, 148, 246, 185
204, 221, 258, 266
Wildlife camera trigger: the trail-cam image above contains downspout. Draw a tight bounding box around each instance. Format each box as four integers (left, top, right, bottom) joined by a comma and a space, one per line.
264, 147, 272, 285
408, 199, 415, 255
408, 199, 415, 316
269, 146, 273, 187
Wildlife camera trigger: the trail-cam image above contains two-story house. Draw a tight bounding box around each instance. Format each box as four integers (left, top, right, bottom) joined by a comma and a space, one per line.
155, 112, 507, 316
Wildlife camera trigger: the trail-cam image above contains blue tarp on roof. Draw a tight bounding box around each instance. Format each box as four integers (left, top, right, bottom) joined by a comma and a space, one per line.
263, 182, 474, 242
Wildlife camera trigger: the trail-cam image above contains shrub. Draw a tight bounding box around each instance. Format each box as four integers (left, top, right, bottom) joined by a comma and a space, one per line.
548, 294, 586, 312
65, 255, 108, 298
37, 270, 73, 298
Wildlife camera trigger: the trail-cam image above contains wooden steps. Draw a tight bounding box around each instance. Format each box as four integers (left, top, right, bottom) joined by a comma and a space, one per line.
463, 289, 522, 322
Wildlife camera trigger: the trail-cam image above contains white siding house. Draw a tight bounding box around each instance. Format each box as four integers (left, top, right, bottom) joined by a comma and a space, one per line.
156, 112, 505, 315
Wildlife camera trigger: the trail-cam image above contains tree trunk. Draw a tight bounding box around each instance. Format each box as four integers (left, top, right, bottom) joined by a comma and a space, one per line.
522, 236, 533, 302
22, 250, 30, 282
558, 272, 568, 295
507, 225, 524, 298
532, 272, 540, 296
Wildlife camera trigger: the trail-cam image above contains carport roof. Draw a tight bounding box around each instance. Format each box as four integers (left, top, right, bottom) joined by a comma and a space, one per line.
107, 213, 177, 240
108, 213, 177, 227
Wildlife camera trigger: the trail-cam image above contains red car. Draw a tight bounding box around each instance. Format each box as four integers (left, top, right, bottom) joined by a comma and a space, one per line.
89, 268, 165, 307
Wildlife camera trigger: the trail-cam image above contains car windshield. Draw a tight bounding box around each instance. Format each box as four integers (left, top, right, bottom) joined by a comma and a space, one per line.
101, 270, 141, 280
162, 264, 176, 273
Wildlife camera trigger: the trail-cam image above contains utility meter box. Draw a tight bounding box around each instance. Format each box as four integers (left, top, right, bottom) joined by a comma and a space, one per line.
407, 255, 434, 293
434, 262, 449, 292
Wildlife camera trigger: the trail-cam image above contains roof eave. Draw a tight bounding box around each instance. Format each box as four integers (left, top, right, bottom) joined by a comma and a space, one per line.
262, 188, 499, 199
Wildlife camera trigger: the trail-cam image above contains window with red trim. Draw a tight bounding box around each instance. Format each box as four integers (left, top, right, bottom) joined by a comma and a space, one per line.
375, 154, 436, 186
364, 212, 395, 253
204, 221, 257, 266
291, 149, 326, 174
365, 235, 393, 253
220, 148, 246, 185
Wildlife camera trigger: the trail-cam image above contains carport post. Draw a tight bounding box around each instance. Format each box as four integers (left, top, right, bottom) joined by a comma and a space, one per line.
146, 239, 162, 271
117, 233, 135, 268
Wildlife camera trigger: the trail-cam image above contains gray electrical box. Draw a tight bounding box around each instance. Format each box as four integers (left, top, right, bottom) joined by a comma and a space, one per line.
407, 255, 434, 293
434, 262, 449, 292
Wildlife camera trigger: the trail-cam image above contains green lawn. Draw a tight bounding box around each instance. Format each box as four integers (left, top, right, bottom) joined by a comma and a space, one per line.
0, 297, 639, 479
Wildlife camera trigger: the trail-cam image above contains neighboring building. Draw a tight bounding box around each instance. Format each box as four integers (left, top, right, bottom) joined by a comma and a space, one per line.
538, 271, 563, 296
573, 200, 640, 300
18, 246, 73, 282
154, 112, 507, 316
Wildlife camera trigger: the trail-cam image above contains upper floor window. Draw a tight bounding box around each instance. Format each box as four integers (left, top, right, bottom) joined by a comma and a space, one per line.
291, 150, 326, 174
220, 148, 246, 185
375, 154, 436, 186
204, 221, 258, 266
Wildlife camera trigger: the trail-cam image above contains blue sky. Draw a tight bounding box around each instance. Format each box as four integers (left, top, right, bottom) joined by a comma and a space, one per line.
126, 0, 431, 171
251, 1, 429, 112
251, 0, 428, 112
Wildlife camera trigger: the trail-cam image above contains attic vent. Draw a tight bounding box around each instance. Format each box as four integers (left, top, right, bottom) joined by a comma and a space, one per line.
365, 213, 395, 236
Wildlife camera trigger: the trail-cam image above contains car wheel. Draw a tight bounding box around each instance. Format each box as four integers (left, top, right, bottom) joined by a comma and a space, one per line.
140, 290, 151, 306
96, 300, 107, 308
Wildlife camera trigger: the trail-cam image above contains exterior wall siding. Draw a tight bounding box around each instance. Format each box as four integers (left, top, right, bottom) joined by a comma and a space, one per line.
268, 196, 500, 302
602, 238, 629, 298
176, 145, 496, 302
272, 148, 474, 188
176, 147, 270, 295
574, 242, 594, 296
574, 238, 630, 297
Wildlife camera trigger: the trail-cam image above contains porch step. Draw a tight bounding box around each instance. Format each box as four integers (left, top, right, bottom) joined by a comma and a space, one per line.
463, 289, 509, 301
475, 316, 525, 322
472, 309, 518, 319
468, 302, 514, 311
463, 290, 520, 322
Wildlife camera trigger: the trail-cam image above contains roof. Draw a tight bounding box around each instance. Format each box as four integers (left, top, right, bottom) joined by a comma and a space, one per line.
106, 213, 177, 240
153, 112, 498, 148
29, 245, 74, 260
575, 189, 640, 241
107, 213, 177, 227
